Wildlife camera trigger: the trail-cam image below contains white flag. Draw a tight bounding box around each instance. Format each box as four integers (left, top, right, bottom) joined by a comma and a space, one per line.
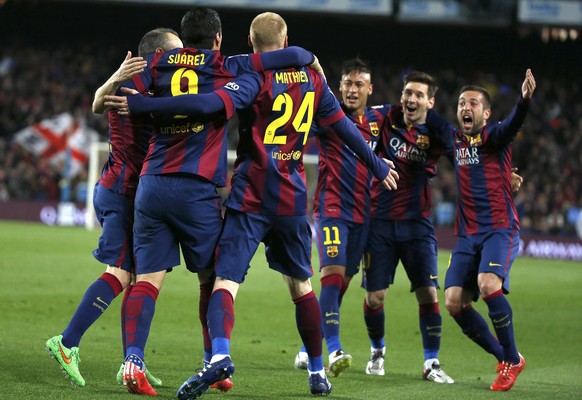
14, 112, 99, 177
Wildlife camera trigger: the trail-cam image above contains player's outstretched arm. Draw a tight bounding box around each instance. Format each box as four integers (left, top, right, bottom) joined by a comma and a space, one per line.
331, 116, 398, 190
92, 51, 147, 114
104, 87, 225, 117
255, 46, 315, 71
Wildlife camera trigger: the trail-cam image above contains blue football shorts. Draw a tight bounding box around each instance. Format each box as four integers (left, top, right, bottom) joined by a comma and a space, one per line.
92, 182, 135, 272
445, 228, 519, 296
362, 217, 438, 292
133, 174, 223, 275
314, 214, 369, 277
214, 208, 313, 283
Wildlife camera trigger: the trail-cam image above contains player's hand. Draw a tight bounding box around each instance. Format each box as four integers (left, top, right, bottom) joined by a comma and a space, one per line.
381, 158, 399, 190
521, 69, 536, 100
103, 87, 138, 115
310, 55, 327, 82
510, 167, 523, 192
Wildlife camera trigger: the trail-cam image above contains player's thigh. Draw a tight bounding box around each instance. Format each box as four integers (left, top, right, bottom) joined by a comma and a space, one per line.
265, 215, 313, 280
133, 175, 182, 273
478, 229, 520, 293
362, 219, 398, 292
399, 219, 439, 291
93, 183, 134, 271
215, 209, 267, 284
314, 216, 368, 277
444, 236, 479, 294
173, 188, 223, 273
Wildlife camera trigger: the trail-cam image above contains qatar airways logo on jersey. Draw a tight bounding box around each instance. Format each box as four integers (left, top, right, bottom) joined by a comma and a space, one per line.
456, 146, 480, 166
389, 137, 427, 162
272, 150, 302, 161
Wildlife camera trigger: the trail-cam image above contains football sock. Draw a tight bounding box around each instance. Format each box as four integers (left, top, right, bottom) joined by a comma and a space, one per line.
419, 302, 441, 360
294, 291, 324, 371
338, 280, 350, 307
320, 274, 343, 353
483, 289, 520, 364
120, 283, 134, 357
364, 301, 385, 350
208, 288, 234, 357
124, 281, 159, 361
451, 304, 504, 362
62, 272, 123, 348
199, 282, 213, 362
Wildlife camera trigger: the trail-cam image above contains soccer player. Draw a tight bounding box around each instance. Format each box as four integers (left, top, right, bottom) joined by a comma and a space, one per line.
361, 71, 455, 382
45, 28, 181, 389
427, 69, 536, 391
111, 8, 327, 396
294, 57, 390, 377
106, 11, 398, 398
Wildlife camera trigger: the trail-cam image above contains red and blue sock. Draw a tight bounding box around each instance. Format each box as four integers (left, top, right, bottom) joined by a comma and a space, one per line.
320, 274, 343, 354
208, 288, 235, 357
294, 291, 323, 371
451, 304, 504, 362
364, 301, 385, 349
419, 302, 441, 360
484, 289, 519, 364
124, 281, 159, 361
62, 273, 122, 348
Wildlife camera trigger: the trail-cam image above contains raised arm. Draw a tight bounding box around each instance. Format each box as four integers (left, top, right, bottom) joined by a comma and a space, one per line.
489, 69, 536, 147
92, 51, 147, 114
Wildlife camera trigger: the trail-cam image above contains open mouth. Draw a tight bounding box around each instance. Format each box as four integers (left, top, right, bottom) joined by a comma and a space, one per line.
462, 114, 473, 126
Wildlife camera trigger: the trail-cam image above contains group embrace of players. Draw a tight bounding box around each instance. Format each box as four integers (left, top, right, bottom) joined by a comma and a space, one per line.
45, 6, 536, 399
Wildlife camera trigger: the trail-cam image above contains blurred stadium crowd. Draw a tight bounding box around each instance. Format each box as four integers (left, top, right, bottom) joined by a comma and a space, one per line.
0, 3, 580, 237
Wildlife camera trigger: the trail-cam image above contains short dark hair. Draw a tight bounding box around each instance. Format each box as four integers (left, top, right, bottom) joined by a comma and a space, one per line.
459, 85, 491, 109
181, 7, 221, 49
138, 28, 179, 57
341, 57, 372, 80
403, 71, 438, 98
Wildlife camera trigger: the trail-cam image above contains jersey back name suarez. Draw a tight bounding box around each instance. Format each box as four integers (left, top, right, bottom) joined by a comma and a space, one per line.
134, 48, 262, 187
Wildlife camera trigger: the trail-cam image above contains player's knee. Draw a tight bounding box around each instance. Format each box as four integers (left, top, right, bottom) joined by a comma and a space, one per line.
105, 266, 132, 288
444, 289, 463, 314
415, 286, 437, 304
477, 273, 502, 297
365, 291, 385, 309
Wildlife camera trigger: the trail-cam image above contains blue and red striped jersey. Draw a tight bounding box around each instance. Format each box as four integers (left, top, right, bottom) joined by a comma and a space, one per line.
98, 77, 151, 197
426, 98, 531, 235
219, 68, 344, 215
210, 68, 388, 216
371, 105, 454, 220
313, 104, 390, 223
132, 48, 265, 186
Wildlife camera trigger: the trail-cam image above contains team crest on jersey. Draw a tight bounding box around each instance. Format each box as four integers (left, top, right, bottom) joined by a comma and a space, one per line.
416, 134, 430, 149
369, 122, 379, 137
469, 134, 482, 147
192, 122, 204, 133
326, 245, 338, 258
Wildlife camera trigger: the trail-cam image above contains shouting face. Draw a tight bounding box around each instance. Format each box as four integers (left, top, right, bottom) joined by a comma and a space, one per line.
457, 90, 491, 136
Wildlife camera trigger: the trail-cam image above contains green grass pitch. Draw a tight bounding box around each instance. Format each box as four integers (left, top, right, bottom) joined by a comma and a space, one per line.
1, 221, 581, 399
